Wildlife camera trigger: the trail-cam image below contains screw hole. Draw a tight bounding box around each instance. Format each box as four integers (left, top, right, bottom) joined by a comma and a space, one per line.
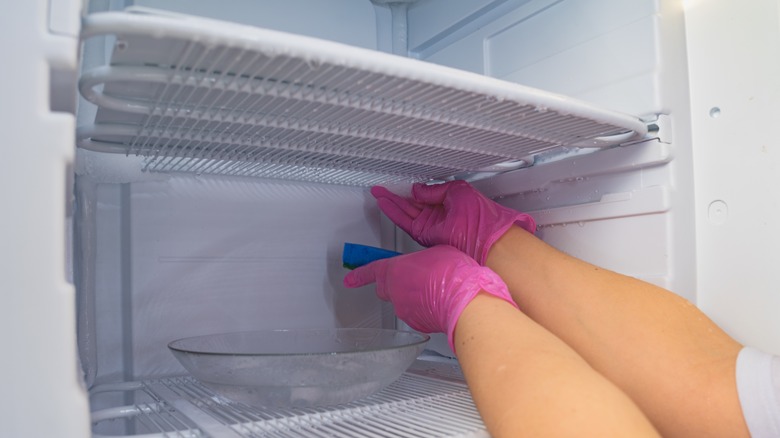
709, 107, 722, 118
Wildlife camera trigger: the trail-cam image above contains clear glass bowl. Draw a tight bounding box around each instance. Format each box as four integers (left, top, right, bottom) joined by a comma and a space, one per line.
168, 328, 429, 408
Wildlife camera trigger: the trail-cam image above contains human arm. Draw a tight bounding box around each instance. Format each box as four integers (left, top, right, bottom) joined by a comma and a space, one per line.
485, 226, 749, 438
343, 246, 659, 437
371, 180, 750, 437
456, 293, 659, 438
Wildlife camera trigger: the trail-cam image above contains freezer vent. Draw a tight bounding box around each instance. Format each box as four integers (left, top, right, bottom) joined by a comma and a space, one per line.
78, 8, 647, 186
91, 372, 487, 437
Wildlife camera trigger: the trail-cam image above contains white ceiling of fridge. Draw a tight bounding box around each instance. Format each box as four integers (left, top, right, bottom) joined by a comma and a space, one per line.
77, 7, 648, 186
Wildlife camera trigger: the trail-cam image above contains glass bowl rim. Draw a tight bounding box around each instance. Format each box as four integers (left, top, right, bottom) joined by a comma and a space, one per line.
168, 328, 430, 357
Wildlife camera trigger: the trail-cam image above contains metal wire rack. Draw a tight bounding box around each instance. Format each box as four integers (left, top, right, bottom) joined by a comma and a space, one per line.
90, 363, 487, 437
77, 8, 647, 186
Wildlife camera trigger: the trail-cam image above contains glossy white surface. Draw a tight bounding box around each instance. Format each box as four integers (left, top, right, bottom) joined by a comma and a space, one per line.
0, 0, 90, 436
686, 0, 780, 354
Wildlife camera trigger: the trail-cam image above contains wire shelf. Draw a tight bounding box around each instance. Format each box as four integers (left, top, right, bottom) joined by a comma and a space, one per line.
78, 7, 647, 186
90, 363, 487, 437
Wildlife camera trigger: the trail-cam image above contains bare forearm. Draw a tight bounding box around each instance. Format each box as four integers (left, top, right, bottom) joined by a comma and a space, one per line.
455, 293, 659, 438
485, 226, 748, 437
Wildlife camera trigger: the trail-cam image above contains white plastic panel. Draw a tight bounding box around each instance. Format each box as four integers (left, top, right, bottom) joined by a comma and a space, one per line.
407, 0, 534, 60
473, 140, 680, 293
408, 0, 503, 48
537, 214, 672, 289
442, 0, 698, 307
87, 176, 386, 383
0, 0, 90, 437
408, 0, 665, 117
90, 183, 129, 386
686, 0, 780, 354
132, 0, 378, 49
76, 8, 647, 186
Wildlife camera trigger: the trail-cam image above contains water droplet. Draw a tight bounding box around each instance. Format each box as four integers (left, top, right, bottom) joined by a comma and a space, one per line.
578, 221, 585, 227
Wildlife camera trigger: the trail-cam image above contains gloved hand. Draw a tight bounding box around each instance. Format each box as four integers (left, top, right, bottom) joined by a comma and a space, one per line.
371, 180, 536, 265
343, 245, 517, 352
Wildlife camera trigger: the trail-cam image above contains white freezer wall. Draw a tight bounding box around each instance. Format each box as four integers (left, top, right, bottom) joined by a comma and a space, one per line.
407, 0, 695, 289
407, 0, 670, 118
408, 0, 780, 354
686, 0, 780, 355
409, 2, 698, 306
82, 176, 389, 385
78, 0, 396, 385
131, 0, 382, 50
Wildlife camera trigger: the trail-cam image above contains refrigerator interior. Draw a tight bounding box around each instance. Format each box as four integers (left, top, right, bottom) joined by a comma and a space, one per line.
4, 0, 780, 437
72, 1, 673, 435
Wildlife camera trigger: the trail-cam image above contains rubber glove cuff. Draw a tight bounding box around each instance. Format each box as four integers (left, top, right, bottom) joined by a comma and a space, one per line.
445, 266, 519, 352
478, 211, 536, 265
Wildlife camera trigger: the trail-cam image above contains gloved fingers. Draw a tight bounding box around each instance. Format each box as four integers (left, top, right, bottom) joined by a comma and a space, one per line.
411, 181, 453, 205
343, 261, 378, 287
409, 205, 438, 240
343, 260, 391, 301
371, 186, 422, 216
375, 197, 417, 234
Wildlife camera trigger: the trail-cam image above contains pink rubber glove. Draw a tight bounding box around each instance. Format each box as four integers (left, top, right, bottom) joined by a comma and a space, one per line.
371, 180, 536, 265
343, 245, 517, 352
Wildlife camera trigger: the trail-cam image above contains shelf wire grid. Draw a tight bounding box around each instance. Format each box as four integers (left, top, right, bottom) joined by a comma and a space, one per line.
91, 371, 487, 438
77, 9, 647, 186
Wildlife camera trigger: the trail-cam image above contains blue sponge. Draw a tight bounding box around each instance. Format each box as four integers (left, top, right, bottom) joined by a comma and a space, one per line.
342, 243, 402, 270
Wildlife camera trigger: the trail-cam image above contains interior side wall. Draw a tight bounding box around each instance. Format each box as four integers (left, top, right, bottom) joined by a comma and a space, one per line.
409, 0, 698, 310
686, 0, 780, 354
131, 0, 379, 49
407, 0, 665, 118
86, 176, 385, 387
78, 0, 392, 389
